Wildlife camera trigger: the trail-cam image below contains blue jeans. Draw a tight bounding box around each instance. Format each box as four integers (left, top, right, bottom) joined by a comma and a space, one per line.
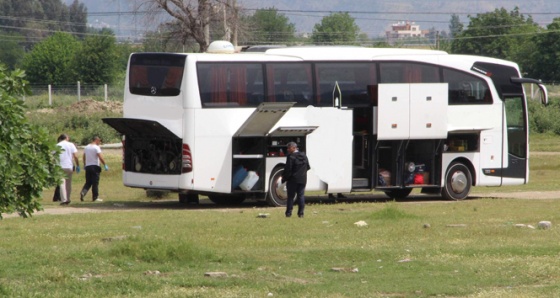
286, 182, 306, 217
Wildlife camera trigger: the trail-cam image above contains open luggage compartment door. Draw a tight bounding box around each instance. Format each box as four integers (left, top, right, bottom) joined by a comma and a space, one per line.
234, 102, 296, 137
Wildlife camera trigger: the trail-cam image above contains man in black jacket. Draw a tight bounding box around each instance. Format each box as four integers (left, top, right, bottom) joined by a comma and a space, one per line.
282, 142, 310, 218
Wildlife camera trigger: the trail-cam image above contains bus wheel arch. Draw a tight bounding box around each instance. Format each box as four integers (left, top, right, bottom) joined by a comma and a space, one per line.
266, 165, 289, 207
441, 159, 474, 201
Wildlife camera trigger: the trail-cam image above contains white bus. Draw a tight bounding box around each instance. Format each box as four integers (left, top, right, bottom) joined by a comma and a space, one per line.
103, 42, 548, 206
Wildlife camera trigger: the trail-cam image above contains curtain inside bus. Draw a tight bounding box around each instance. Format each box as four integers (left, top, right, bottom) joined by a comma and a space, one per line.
198, 63, 262, 107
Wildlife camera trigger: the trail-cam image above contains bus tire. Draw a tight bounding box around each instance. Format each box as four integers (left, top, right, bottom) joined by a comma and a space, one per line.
208, 194, 245, 205
266, 166, 289, 207
384, 189, 412, 199
179, 193, 199, 204
441, 162, 472, 201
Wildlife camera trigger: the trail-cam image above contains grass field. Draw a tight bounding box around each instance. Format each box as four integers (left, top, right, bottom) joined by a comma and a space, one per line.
2, 138, 560, 297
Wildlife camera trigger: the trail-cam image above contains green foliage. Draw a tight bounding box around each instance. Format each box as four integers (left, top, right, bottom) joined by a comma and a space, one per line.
0, 66, 61, 218
22, 32, 80, 84
448, 14, 463, 38
312, 12, 360, 45
528, 97, 560, 134
530, 18, 560, 83
247, 8, 296, 44
26, 105, 122, 146
451, 7, 540, 74
0, 31, 25, 69
0, 0, 87, 39
73, 31, 119, 84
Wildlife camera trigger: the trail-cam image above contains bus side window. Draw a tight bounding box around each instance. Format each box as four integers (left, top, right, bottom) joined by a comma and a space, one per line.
443, 68, 492, 105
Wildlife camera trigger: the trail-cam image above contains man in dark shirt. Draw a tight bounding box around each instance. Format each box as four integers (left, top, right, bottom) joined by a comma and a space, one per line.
282, 142, 310, 218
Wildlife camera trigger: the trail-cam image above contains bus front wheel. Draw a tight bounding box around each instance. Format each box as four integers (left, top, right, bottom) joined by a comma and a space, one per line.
267, 166, 289, 207
441, 162, 472, 200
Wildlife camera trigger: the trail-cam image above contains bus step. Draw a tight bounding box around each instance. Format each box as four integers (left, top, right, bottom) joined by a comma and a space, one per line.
352, 178, 369, 188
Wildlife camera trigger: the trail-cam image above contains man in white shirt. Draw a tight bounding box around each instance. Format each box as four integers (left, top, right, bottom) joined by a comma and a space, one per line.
79, 136, 108, 202
56, 134, 80, 205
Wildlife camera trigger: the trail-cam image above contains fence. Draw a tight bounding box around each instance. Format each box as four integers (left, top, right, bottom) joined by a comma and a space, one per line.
27, 82, 124, 105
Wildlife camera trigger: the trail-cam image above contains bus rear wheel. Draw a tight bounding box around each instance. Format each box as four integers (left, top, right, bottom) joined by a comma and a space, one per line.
266, 166, 289, 207
208, 194, 245, 205
384, 189, 412, 199
441, 162, 472, 200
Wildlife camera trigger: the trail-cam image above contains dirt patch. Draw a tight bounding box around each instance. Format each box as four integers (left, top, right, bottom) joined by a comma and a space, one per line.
63, 99, 123, 114
31, 99, 123, 115
4, 190, 560, 219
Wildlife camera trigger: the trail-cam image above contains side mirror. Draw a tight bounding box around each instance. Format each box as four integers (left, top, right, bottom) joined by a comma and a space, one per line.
510, 77, 548, 106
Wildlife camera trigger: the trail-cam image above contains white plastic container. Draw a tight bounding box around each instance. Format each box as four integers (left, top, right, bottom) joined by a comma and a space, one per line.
239, 171, 259, 191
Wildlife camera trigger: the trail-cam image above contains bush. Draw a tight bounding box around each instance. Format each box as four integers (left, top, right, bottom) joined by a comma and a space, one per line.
0, 66, 62, 218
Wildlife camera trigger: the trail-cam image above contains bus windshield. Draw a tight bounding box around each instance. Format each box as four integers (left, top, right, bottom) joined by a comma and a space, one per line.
129, 53, 186, 97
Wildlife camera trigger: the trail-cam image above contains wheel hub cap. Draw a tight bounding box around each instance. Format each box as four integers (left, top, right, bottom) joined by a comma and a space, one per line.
450, 171, 467, 193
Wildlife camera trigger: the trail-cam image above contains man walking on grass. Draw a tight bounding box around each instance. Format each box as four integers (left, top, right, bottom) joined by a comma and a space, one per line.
281, 142, 310, 218
56, 134, 80, 205
80, 136, 109, 202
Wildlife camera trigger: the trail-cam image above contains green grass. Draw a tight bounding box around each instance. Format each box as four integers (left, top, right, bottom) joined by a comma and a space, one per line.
0, 146, 559, 297
2, 199, 560, 297
5, 103, 560, 297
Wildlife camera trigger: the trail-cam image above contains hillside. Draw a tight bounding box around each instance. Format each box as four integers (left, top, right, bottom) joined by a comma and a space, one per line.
69, 0, 560, 38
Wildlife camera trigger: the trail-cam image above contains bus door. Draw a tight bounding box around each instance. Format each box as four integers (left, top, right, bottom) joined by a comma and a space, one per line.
502, 95, 528, 182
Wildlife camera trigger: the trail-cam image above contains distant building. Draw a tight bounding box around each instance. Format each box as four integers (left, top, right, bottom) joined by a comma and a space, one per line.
386, 21, 430, 45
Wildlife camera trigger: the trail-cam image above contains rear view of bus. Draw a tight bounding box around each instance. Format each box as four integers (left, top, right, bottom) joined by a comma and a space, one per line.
103, 53, 193, 201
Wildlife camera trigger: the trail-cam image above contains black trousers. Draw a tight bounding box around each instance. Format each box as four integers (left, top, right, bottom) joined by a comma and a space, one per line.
286, 181, 306, 216
82, 165, 101, 200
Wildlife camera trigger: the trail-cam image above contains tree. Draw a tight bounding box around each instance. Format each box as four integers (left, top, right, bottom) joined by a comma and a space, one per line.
0, 65, 62, 219
0, 31, 25, 69
312, 12, 359, 45
73, 30, 119, 84
22, 32, 80, 84
0, 0, 87, 47
530, 18, 560, 82
448, 14, 463, 39
133, 0, 235, 52
68, 0, 88, 35
247, 8, 295, 44
451, 7, 540, 63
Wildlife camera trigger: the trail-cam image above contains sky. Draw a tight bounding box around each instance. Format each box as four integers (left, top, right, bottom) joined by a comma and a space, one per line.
73, 0, 560, 39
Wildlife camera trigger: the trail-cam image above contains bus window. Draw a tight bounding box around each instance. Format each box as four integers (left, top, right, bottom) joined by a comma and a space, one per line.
379, 62, 439, 84
266, 63, 313, 107
315, 62, 376, 107
443, 68, 492, 105
198, 63, 264, 107
129, 53, 185, 96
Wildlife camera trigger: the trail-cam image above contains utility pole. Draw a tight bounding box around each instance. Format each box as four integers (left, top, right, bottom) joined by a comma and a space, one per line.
231, 0, 238, 46
204, 0, 210, 47
223, 1, 230, 41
